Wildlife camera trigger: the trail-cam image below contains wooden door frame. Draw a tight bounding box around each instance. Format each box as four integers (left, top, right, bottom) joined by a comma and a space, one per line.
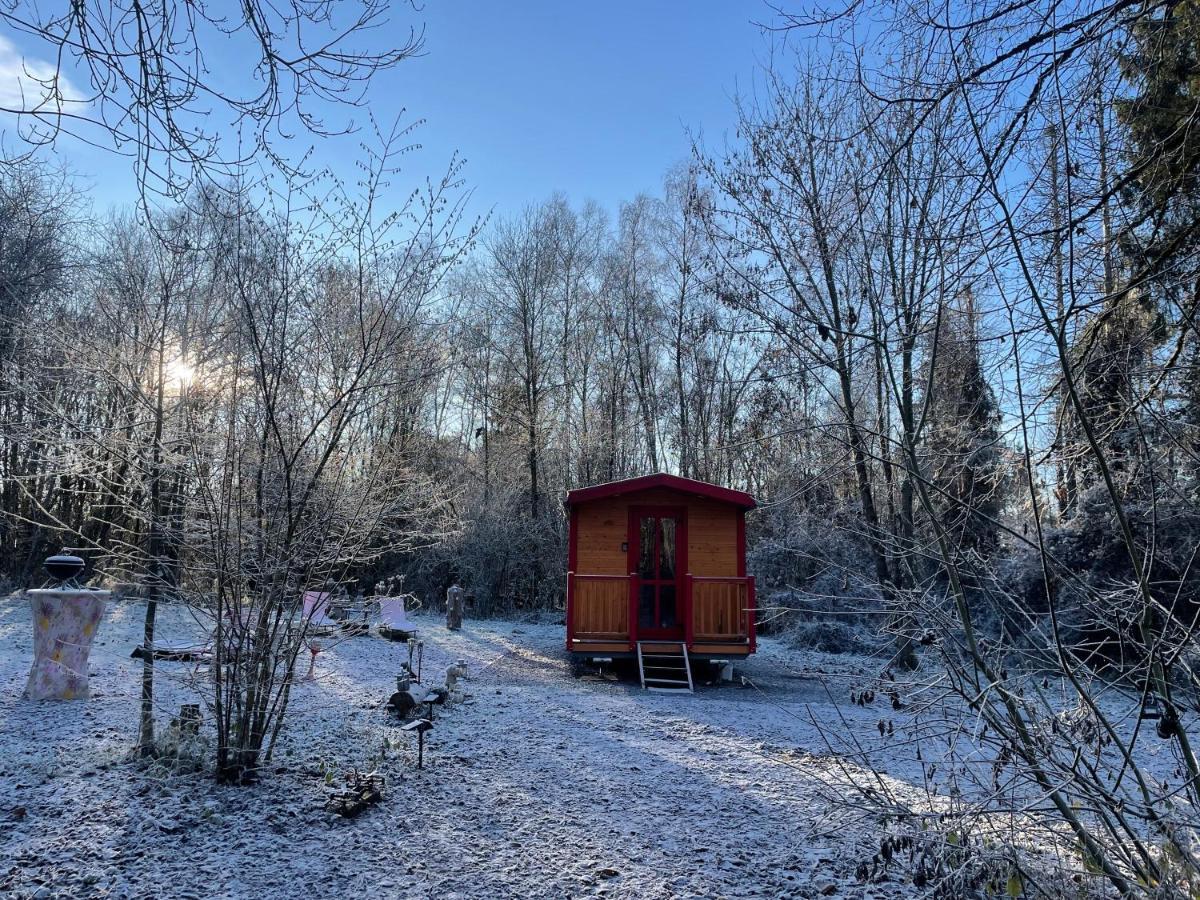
628, 504, 688, 641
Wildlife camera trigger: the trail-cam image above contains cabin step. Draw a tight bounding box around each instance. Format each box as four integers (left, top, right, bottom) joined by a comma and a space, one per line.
636, 642, 693, 693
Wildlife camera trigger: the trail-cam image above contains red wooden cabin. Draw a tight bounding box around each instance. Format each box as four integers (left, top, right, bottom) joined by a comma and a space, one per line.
565, 473, 756, 662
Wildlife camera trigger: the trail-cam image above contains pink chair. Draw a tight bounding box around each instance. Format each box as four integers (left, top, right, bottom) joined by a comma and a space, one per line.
378, 595, 418, 641
302, 591, 338, 636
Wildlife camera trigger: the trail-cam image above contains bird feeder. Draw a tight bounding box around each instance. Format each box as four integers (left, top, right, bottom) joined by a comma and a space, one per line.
402, 718, 434, 768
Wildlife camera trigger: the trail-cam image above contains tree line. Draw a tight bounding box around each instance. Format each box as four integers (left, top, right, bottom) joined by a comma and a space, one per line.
2, 8, 1198, 645
3, 0, 1200, 881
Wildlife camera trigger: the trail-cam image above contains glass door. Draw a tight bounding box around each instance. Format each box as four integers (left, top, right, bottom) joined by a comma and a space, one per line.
629, 507, 686, 640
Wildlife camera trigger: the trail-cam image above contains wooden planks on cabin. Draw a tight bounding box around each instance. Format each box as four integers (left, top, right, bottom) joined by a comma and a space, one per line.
575, 498, 628, 574
574, 489, 739, 578
685, 499, 738, 577
692, 580, 748, 640
569, 640, 630, 653
573, 577, 629, 638
690, 642, 751, 655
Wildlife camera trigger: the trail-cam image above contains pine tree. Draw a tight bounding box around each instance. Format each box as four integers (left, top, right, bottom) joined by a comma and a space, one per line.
1067, 286, 1165, 485
1119, 2, 1200, 276
1118, 2, 1200, 493
925, 295, 1004, 562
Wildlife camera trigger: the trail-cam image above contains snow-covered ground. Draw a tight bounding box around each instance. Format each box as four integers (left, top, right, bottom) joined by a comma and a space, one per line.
0, 596, 1002, 898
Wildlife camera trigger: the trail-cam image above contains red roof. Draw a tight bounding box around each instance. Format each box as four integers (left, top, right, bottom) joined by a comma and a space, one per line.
564, 472, 756, 510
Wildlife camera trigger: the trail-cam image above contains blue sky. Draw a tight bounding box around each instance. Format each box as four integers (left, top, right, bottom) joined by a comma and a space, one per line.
1, 1, 775, 223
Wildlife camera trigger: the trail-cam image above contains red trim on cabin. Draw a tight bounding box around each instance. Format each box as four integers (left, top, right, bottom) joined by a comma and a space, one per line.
565, 572, 575, 649
748, 577, 757, 653
736, 508, 756, 652
565, 472, 756, 510
628, 504, 688, 643
566, 505, 579, 650
628, 572, 639, 651
684, 574, 694, 648
627, 505, 637, 648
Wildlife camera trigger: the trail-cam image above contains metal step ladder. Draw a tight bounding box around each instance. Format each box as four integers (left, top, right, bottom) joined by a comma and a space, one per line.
636, 641, 694, 693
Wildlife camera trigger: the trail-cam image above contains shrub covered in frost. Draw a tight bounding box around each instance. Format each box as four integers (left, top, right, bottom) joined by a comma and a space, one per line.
784, 617, 883, 655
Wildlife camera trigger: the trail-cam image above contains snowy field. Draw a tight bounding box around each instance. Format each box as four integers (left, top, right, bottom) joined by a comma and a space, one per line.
0, 596, 1016, 898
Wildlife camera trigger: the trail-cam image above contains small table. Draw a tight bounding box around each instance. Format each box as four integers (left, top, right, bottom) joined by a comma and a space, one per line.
332, 600, 373, 635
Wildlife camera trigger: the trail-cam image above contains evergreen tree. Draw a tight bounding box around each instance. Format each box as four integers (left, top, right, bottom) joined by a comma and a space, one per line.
1067, 286, 1165, 486
925, 296, 1004, 562
1119, 1, 1200, 277
1118, 2, 1200, 493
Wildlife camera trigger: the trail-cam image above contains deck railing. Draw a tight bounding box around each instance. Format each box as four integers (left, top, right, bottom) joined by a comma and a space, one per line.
686, 575, 755, 648
566, 573, 632, 643
568, 571, 756, 650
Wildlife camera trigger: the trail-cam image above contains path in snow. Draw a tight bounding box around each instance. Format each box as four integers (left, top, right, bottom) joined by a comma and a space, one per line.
0, 597, 916, 899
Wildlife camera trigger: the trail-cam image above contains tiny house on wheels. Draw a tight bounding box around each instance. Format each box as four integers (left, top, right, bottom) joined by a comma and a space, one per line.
565, 473, 756, 690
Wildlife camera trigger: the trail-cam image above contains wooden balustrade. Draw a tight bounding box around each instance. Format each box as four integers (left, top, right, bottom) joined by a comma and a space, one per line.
568, 573, 631, 641
688, 576, 754, 643
567, 571, 755, 649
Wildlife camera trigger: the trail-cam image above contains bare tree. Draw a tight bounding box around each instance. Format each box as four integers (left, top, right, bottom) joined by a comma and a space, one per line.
703, 64, 918, 666
1, 0, 424, 203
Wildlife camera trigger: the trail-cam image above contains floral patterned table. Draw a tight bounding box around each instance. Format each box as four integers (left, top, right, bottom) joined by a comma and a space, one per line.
24, 588, 110, 700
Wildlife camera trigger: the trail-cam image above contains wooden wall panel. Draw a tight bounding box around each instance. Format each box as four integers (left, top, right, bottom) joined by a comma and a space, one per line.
573, 578, 629, 638
576, 498, 628, 575
686, 500, 738, 577
573, 489, 741, 578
